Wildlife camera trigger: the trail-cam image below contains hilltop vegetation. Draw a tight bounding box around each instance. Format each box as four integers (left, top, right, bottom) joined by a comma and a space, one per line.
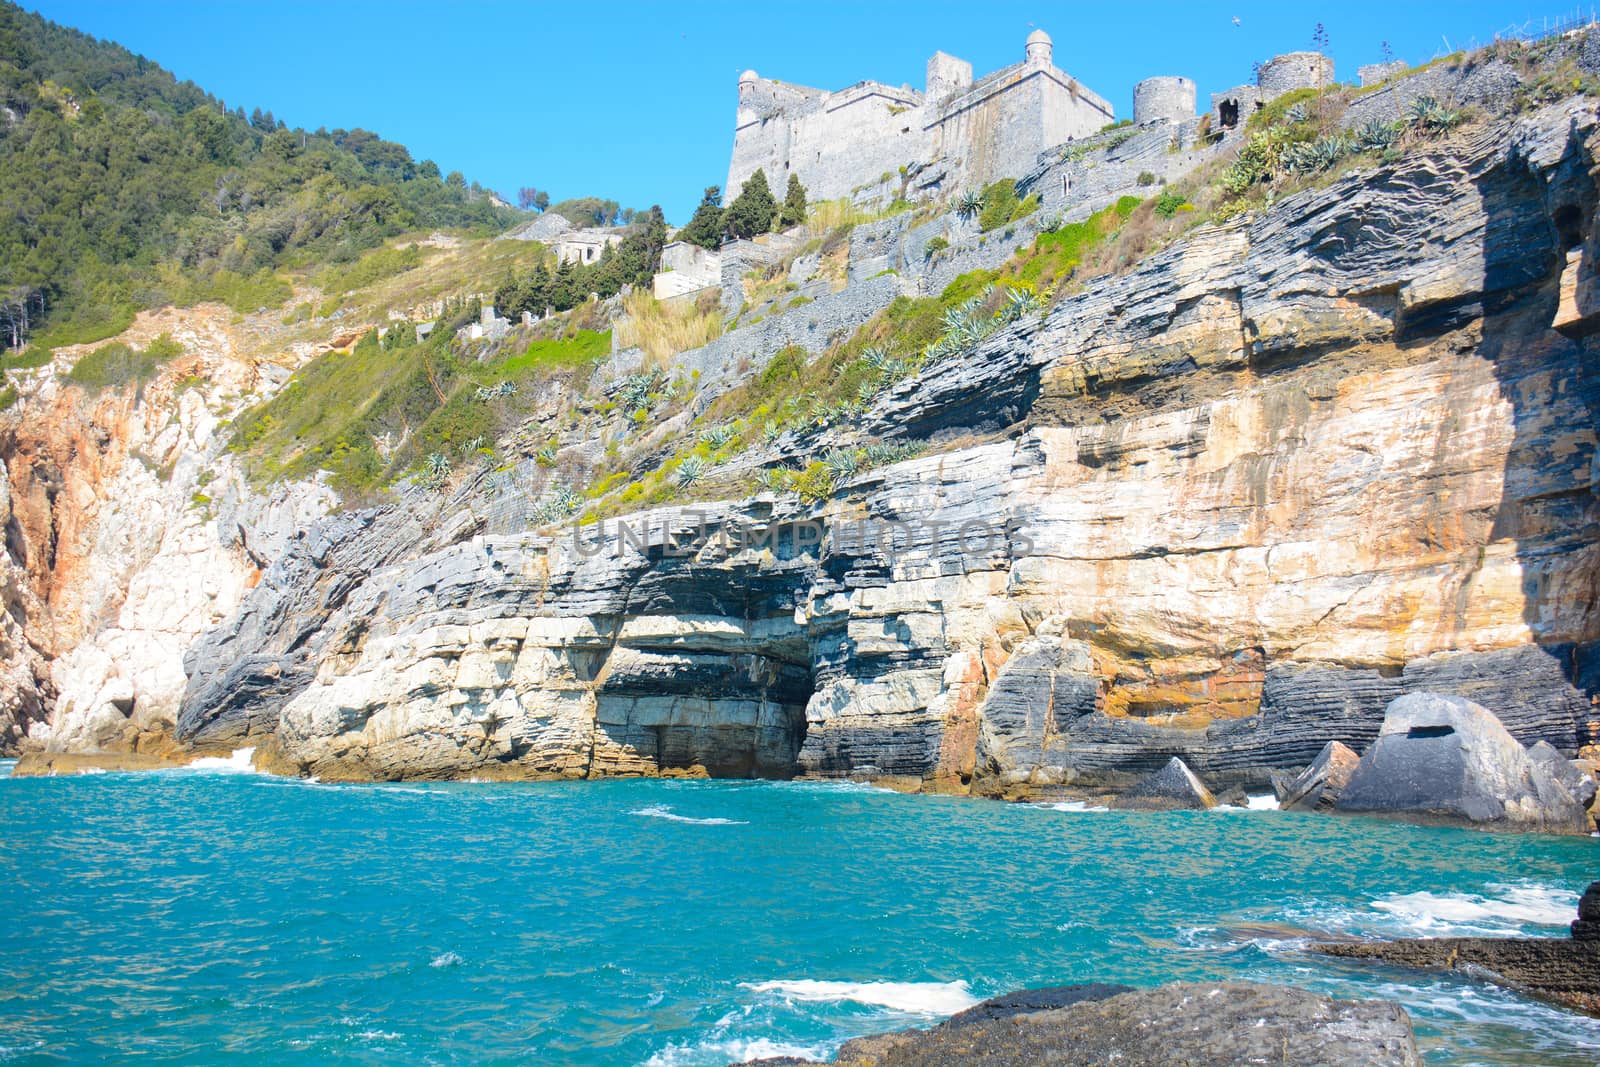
0, 1, 516, 349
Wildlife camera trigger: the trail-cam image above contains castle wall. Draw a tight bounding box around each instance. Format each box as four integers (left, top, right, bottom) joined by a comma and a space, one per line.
930, 65, 1112, 193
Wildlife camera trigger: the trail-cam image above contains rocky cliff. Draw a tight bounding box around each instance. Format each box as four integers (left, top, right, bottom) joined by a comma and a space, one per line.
162, 99, 1600, 791
7, 74, 1600, 799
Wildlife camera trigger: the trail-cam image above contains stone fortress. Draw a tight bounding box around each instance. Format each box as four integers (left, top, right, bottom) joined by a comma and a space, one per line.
728, 30, 1115, 204
726, 31, 1364, 209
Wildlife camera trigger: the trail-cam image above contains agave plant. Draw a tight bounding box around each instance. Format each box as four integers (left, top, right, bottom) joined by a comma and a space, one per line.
860, 345, 894, 373
617, 371, 657, 412
700, 422, 737, 448
1354, 118, 1401, 152
956, 190, 984, 220
822, 448, 860, 479
1284, 101, 1311, 125
1004, 286, 1044, 319
1407, 95, 1461, 134
677, 455, 706, 489
421, 451, 452, 490
535, 443, 558, 467
473, 380, 517, 402
463, 435, 487, 455
535, 482, 580, 523
762, 419, 781, 444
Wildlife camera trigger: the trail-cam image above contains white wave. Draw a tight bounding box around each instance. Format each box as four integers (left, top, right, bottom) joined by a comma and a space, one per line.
179, 747, 259, 773
1370, 884, 1577, 933
743, 979, 979, 1015
1045, 800, 1110, 813
643, 1036, 831, 1067
629, 805, 747, 826
1245, 794, 1279, 810
429, 951, 463, 969
0, 759, 16, 778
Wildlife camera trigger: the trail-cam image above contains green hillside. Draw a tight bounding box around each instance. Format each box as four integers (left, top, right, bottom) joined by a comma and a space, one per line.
0, 1, 516, 349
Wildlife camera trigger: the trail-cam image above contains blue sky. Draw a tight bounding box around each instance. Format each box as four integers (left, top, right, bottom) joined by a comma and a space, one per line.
24, 1, 1592, 222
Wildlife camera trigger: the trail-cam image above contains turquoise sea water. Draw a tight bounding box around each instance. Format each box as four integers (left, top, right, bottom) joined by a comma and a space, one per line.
0, 757, 1596, 1066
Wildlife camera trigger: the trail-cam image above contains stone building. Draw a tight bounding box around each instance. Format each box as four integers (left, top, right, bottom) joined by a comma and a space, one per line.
556, 229, 624, 266
652, 241, 721, 301
727, 29, 1114, 203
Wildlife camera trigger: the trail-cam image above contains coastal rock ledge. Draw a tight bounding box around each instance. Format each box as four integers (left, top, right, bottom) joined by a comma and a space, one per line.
733, 981, 1422, 1066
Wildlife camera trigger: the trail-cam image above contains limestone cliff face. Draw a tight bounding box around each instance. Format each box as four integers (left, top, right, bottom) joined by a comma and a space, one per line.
0, 305, 334, 754
169, 101, 1600, 789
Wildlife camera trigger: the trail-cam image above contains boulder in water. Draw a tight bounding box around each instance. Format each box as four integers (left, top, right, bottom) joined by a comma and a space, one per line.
1110, 756, 1215, 811
1527, 740, 1598, 810
1281, 740, 1360, 812
735, 981, 1423, 1066
1335, 693, 1589, 834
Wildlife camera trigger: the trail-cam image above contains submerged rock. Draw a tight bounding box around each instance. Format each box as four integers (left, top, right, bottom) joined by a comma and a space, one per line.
1109, 756, 1216, 811
733, 981, 1421, 1066
1281, 740, 1360, 812
1314, 936, 1600, 1016
1335, 694, 1590, 834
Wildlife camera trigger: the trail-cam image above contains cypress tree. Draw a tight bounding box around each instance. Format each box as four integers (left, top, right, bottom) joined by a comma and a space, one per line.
678, 186, 725, 250
779, 173, 808, 229
725, 169, 778, 239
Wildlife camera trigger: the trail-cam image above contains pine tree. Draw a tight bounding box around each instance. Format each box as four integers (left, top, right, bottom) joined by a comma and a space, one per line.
678, 186, 726, 250
779, 173, 808, 229
725, 169, 778, 239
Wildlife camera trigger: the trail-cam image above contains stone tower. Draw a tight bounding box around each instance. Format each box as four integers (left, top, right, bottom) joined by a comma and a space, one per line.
1133, 76, 1196, 124
927, 51, 973, 101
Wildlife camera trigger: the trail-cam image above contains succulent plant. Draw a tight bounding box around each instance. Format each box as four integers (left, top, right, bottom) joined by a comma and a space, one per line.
677, 455, 706, 488
822, 447, 860, 479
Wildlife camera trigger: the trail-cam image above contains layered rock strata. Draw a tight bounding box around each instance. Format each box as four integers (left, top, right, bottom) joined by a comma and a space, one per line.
165, 101, 1600, 790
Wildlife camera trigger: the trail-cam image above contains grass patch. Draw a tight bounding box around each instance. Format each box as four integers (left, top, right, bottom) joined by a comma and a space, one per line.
615, 289, 723, 366
499, 329, 611, 374
1, 346, 52, 371
0, 384, 16, 411
315, 244, 425, 298
183, 269, 294, 314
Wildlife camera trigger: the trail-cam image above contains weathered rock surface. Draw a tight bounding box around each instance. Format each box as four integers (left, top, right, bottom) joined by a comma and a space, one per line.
1280, 741, 1361, 812
1335, 693, 1591, 834
1314, 935, 1600, 1016
5, 68, 1600, 793
733, 981, 1422, 1066
158, 99, 1600, 787
1109, 756, 1216, 811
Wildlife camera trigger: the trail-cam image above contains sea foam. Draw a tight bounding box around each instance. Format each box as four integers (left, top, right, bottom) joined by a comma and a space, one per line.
643, 1036, 831, 1067
1370, 884, 1578, 933
180, 747, 259, 773
743, 979, 980, 1015
629, 805, 747, 826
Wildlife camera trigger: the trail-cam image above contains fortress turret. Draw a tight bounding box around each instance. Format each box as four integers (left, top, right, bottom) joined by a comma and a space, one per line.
1133, 76, 1195, 124
1026, 28, 1053, 65
738, 69, 759, 99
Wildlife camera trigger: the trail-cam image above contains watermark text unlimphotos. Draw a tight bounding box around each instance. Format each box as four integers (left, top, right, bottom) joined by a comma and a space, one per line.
566, 512, 1033, 560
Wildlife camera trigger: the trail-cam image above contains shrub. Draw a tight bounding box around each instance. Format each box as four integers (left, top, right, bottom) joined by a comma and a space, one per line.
1136, 171, 1157, 187
978, 178, 1019, 232
924, 235, 950, 257
790, 461, 834, 503
1153, 191, 1189, 218
66, 333, 183, 391
0, 385, 16, 411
